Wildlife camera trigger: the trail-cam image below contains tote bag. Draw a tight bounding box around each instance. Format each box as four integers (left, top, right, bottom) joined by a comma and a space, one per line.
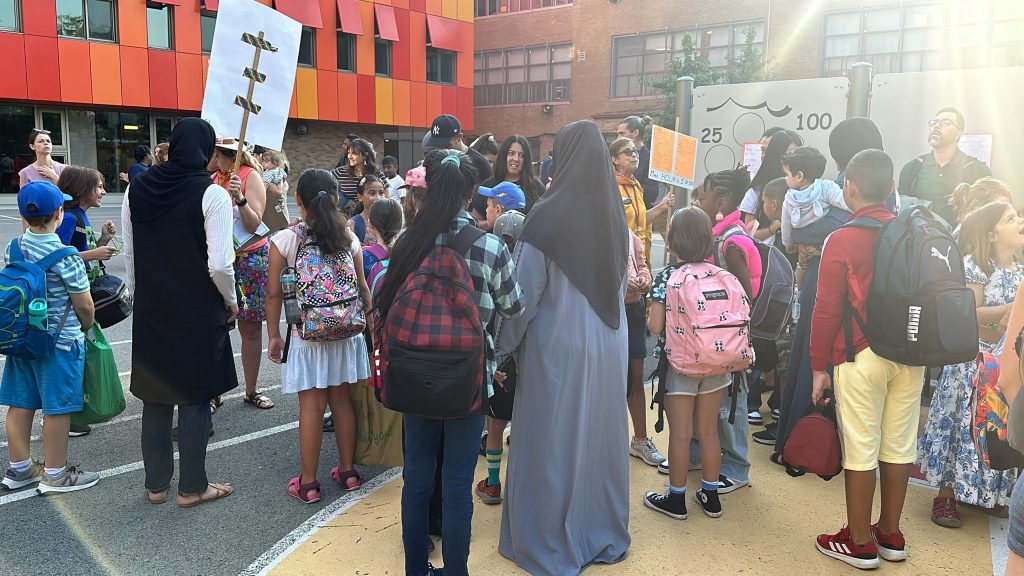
71, 326, 126, 426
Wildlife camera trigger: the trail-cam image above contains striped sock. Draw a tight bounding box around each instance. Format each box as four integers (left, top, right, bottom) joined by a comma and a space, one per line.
701, 479, 719, 493
9, 459, 31, 474
669, 484, 686, 496
486, 449, 503, 487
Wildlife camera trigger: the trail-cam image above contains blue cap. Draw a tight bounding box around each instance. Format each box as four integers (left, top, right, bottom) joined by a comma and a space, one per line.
19, 181, 71, 218
478, 181, 526, 211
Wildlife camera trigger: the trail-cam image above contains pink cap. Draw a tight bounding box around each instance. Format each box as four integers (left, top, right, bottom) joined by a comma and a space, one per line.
399, 165, 427, 189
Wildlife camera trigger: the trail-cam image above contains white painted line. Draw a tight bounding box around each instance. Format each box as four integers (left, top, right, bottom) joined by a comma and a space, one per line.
240, 467, 403, 576
992, 515, 1009, 576
0, 420, 302, 507
116, 348, 267, 378
0, 214, 22, 221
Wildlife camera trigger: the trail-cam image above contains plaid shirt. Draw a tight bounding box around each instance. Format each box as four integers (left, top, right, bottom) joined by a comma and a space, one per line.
437, 212, 524, 389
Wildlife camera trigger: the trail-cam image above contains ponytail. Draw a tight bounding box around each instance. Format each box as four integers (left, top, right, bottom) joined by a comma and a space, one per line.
369, 197, 403, 247
296, 168, 352, 255
949, 177, 1013, 223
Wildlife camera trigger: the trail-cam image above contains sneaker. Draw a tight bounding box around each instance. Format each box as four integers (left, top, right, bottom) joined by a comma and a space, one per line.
427, 562, 443, 575
37, 466, 100, 494
771, 407, 781, 420
68, 423, 91, 437
630, 437, 666, 466
657, 459, 701, 475
475, 478, 502, 505
931, 496, 961, 528
871, 524, 908, 562
322, 414, 335, 433
747, 410, 763, 425
644, 489, 687, 519
717, 474, 748, 494
815, 527, 880, 570
752, 422, 778, 445
1, 461, 43, 490
695, 488, 722, 518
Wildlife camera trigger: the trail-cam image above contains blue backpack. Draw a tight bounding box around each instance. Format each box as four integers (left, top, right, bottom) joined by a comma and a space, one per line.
0, 239, 78, 359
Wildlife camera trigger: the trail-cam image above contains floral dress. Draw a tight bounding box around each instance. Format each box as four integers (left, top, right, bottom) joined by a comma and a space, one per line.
917, 255, 1024, 507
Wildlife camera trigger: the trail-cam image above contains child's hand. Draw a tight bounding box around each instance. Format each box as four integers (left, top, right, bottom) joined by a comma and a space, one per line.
267, 335, 285, 364
100, 220, 116, 241
811, 371, 832, 406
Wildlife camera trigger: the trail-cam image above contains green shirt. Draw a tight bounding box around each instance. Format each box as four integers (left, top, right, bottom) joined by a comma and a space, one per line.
898, 147, 991, 225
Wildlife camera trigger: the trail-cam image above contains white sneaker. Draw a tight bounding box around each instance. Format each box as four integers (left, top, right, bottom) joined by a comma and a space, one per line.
657, 459, 702, 475
748, 410, 763, 425
717, 475, 749, 494
630, 437, 666, 466
36, 466, 100, 494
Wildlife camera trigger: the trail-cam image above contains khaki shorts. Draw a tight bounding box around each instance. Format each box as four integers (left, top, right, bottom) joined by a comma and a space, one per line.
833, 347, 925, 472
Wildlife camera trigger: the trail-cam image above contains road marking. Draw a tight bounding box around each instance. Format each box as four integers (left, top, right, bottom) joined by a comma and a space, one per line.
240, 467, 403, 576
0, 215, 22, 221
0, 420, 303, 507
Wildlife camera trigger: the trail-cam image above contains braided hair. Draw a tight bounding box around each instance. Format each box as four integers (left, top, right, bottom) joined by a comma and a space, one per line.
703, 166, 752, 212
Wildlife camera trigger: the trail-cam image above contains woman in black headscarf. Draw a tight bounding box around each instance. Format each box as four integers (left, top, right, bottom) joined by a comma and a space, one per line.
121, 118, 238, 508
495, 120, 630, 575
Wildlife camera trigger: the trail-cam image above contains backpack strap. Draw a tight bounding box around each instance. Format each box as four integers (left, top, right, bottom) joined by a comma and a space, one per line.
69, 208, 89, 252
649, 353, 669, 434
8, 237, 25, 263
713, 225, 747, 268
370, 259, 389, 295
843, 216, 884, 231
903, 154, 928, 197
449, 225, 486, 258
34, 246, 80, 271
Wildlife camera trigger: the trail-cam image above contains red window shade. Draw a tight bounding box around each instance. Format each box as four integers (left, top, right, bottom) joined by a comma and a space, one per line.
426, 15, 460, 52
149, 0, 182, 5
374, 5, 399, 42
202, 0, 218, 10
274, 0, 323, 28
336, 0, 363, 35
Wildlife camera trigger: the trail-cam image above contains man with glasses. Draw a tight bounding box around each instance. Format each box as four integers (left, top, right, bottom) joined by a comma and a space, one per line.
898, 107, 991, 225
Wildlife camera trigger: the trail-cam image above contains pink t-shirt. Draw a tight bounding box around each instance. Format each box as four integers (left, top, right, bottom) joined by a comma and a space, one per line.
18, 162, 66, 185
708, 209, 762, 300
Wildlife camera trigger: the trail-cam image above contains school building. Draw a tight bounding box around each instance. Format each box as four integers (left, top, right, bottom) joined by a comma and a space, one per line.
0, 0, 475, 196
473, 0, 1024, 160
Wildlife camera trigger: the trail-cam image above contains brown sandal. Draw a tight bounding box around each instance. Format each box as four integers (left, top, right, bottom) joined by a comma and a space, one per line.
177, 482, 234, 508
148, 488, 169, 505
243, 391, 275, 409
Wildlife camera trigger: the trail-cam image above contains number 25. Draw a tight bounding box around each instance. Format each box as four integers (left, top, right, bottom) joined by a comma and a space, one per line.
700, 128, 722, 144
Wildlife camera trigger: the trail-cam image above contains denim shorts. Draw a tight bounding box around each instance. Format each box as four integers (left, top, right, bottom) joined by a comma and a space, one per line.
1010, 478, 1024, 557
626, 301, 648, 359
0, 341, 86, 415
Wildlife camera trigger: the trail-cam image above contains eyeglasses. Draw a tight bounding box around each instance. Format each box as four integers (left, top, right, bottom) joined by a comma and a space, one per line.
928, 119, 960, 129
618, 148, 639, 157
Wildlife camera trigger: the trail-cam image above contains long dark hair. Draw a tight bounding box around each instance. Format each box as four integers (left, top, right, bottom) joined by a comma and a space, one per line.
369, 197, 403, 247
374, 150, 479, 335
348, 138, 379, 177
493, 135, 543, 209
296, 168, 352, 255
334, 133, 361, 168
750, 129, 803, 194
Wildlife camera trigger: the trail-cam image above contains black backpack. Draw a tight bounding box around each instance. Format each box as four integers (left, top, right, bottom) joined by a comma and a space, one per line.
714, 226, 795, 340
843, 205, 978, 366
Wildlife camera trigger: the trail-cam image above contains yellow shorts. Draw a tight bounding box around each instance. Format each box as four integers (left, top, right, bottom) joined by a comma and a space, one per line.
833, 347, 925, 471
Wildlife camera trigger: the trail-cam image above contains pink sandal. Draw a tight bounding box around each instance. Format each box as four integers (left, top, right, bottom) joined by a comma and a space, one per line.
331, 467, 362, 491
287, 476, 322, 504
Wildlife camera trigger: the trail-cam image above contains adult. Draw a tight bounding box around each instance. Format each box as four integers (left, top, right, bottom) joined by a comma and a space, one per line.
744, 129, 802, 243
333, 133, 360, 169
472, 136, 542, 230
996, 285, 1024, 576
898, 106, 991, 226
426, 115, 493, 218
610, 137, 674, 265
18, 129, 65, 189
496, 120, 631, 574
119, 146, 153, 184
469, 133, 498, 169
154, 143, 169, 165
374, 149, 523, 576
617, 115, 659, 209
381, 155, 404, 201
330, 138, 386, 215
121, 118, 237, 508
918, 200, 1024, 527
209, 136, 274, 411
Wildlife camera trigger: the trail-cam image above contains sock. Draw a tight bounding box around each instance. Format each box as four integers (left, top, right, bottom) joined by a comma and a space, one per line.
701, 479, 719, 493
669, 484, 686, 496
44, 466, 66, 478
486, 449, 503, 487
9, 459, 31, 473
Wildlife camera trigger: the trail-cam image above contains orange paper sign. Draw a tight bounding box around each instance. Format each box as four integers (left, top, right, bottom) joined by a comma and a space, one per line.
648, 125, 698, 188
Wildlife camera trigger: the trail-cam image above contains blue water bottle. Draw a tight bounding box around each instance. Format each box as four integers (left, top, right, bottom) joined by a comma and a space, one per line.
28, 298, 48, 331
791, 291, 801, 323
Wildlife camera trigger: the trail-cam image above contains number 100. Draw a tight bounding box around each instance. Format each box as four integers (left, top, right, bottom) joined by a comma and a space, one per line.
796, 113, 833, 131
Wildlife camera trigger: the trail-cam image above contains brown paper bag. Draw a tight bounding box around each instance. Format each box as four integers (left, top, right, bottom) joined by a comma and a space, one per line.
352, 380, 404, 467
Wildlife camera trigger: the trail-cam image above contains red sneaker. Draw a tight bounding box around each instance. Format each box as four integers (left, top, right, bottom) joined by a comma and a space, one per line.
871, 524, 907, 562
931, 496, 962, 528
815, 527, 880, 570
475, 478, 502, 505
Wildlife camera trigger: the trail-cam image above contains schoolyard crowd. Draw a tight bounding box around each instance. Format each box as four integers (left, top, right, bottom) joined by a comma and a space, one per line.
2, 105, 1023, 576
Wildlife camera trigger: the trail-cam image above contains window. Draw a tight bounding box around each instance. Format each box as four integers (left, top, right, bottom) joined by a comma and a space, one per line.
374, 17, 392, 77
57, 0, 117, 42
298, 26, 315, 66
427, 48, 456, 85
475, 0, 572, 17
0, 0, 20, 32
146, 2, 173, 50
610, 21, 764, 98
337, 32, 356, 72
474, 42, 572, 106
201, 10, 216, 54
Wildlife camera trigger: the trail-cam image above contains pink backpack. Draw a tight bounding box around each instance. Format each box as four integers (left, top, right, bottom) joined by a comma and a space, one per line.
664, 262, 754, 377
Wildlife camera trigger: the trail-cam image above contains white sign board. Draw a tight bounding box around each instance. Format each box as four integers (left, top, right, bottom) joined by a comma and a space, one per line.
201, 0, 301, 152
691, 77, 850, 185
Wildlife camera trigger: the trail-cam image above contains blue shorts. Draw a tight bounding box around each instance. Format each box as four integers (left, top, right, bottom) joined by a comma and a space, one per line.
626, 301, 648, 359
0, 341, 86, 415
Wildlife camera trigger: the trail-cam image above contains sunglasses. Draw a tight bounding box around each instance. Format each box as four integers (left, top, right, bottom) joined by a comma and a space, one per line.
31, 128, 51, 135
618, 148, 639, 157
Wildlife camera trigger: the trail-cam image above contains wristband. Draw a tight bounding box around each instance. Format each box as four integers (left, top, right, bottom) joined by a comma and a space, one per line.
236, 196, 247, 207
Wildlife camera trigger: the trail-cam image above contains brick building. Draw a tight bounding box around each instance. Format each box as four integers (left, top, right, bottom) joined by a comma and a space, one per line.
0, 0, 475, 196
472, 0, 1024, 162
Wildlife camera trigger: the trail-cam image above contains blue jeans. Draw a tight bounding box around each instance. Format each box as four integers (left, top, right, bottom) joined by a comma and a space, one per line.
402, 411, 485, 576
690, 380, 751, 482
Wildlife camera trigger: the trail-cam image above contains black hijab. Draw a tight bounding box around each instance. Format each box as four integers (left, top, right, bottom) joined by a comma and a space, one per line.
519, 120, 628, 329
129, 118, 217, 222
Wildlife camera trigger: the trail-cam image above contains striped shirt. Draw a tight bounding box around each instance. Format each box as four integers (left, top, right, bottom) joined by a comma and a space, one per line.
4, 231, 90, 350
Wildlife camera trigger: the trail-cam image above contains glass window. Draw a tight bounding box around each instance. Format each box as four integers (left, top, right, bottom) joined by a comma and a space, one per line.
475, 0, 569, 16
201, 11, 216, 54
93, 111, 151, 194
56, 0, 85, 38
375, 39, 392, 76
337, 32, 356, 72
0, 105, 34, 195
298, 26, 315, 66
146, 3, 173, 50
40, 112, 64, 147
473, 42, 572, 105
154, 117, 174, 145
427, 48, 456, 85
0, 0, 19, 32
86, 0, 115, 42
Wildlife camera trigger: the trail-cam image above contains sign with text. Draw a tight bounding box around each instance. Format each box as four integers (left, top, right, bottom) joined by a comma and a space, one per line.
648, 125, 698, 188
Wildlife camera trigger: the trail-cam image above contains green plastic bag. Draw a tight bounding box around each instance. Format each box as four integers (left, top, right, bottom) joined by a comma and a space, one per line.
71, 325, 125, 426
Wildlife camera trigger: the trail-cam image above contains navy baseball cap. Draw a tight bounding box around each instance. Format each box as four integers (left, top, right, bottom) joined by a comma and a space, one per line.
425, 114, 461, 148
19, 181, 71, 218
478, 181, 526, 211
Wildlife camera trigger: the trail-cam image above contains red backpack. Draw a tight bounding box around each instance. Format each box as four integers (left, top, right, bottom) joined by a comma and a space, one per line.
377, 225, 486, 418
783, 400, 843, 481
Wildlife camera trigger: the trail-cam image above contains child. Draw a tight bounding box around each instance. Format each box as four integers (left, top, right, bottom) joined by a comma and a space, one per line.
478, 181, 527, 228
381, 155, 404, 202
266, 169, 372, 503
645, 206, 739, 519
351, 175, 385, 245
475, 209, 526, 505
780, 146, 851, 288
810, 149, 923, 569
1, 181, 98, 493
362, 198, 403, 292
261, 149, 291, 222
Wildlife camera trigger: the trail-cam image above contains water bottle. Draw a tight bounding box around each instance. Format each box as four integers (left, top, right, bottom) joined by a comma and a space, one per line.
791, 291, 801, 323
28, 298, 48, 331
281, 268, 302, 325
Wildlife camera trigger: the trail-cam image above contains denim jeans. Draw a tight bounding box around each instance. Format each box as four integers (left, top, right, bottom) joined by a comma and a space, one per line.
402, 411, 485, 576
690, 382, 751, 482
141, 402, 212, 494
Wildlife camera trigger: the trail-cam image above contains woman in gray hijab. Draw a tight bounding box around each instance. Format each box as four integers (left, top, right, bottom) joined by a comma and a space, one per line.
495, 120, 630, 574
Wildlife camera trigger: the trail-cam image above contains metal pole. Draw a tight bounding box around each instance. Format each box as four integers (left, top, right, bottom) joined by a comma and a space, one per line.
846, 62, 873, 119
664, 76, 695, 264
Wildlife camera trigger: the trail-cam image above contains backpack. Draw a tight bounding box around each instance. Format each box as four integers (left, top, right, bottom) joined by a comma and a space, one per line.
0, 239, 78, 359
843, 205, 979, 366
970, 349, 1024, 471
364, 244, 389, 297
714, 226, 795, 340
783, 400, 843, 480
664, 262, 753, 377
291, 223, 365, 342
378, 225, 487, 418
